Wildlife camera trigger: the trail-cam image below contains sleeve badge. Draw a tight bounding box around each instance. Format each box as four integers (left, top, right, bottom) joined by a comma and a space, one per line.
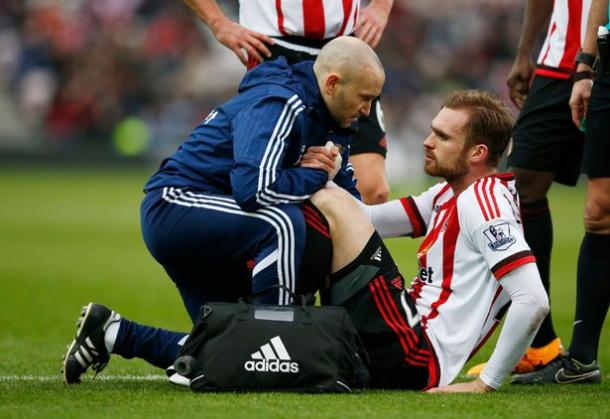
483, 222, 516, 251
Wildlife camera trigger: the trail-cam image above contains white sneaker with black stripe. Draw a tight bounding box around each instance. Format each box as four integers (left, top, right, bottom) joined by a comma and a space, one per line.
166, 366, 191, 387
62, 303, 121, 384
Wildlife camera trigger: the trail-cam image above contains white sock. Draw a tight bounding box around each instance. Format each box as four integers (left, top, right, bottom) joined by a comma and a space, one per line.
104, 321, 120, 353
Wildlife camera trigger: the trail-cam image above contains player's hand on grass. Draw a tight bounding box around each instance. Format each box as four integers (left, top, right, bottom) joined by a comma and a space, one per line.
355, 0, 392, 48
426, 377, 495, 393
506, 55, 534, 110
211, 17, 274, 66
569, 79, 593, 128
300, 145, 340, 179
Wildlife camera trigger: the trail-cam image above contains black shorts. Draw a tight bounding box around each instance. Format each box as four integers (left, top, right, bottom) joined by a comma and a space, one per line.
583, 68, 610, 178
508, 75, 584, 186
340, 272, 439, 390
256, 41, 387, 158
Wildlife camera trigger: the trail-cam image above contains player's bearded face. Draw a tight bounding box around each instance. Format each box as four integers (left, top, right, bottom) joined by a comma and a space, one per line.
424, 146, 469, 179
423, 108, 471, 179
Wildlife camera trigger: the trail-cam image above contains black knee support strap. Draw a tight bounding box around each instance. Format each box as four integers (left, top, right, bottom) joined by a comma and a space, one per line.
323, 232, 398, 305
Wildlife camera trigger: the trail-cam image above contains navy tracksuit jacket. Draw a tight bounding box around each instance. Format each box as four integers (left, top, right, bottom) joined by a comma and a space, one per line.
116, 58, 361, 370
140, 57, 359, 319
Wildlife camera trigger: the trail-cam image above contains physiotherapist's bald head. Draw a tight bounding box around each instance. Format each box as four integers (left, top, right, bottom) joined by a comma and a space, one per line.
314, 36, 384, 82
314, 37, 385, 128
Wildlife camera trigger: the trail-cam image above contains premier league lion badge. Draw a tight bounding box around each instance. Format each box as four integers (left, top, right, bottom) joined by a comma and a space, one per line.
483, 222, 516, 251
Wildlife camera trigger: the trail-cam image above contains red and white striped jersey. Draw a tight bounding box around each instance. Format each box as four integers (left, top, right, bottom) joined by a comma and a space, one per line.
239, 0, 360, 44
400, 174, 535, 386
536, 0, 592, 79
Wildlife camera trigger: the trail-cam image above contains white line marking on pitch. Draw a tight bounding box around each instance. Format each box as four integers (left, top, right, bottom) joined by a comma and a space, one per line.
4, 373, 610, 384
0, 375, 168, 382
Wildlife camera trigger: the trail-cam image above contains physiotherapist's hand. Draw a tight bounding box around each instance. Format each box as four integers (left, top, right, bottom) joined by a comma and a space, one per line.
211, 17, 274, 66
426, 377, 495, 393
355, 0, 392, 48
506, 54, 534, 110
324, 141, 342, 180
300, 145, 340, 178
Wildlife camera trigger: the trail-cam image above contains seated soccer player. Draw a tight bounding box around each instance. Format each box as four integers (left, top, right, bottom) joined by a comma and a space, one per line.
309, 90, 549, 392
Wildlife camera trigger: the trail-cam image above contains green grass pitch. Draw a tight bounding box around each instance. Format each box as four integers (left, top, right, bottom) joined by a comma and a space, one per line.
0, 167, 608, 418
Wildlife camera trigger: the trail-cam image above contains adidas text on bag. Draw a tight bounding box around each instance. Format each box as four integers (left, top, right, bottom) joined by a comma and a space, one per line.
244, 336, 300, 373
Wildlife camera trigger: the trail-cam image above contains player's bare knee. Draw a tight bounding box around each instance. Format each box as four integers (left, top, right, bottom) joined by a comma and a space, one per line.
583, 196, 610, 233
310, 187, 351, 221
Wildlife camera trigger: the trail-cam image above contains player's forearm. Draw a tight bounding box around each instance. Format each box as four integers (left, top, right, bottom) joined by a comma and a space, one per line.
479, 263, 549, 389
581, 0, 609, 56
183, 0, 230, 33
515, 0, 554, 58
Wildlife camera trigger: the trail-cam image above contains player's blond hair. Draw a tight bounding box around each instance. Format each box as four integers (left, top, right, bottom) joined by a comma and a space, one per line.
443, 90, 514, 167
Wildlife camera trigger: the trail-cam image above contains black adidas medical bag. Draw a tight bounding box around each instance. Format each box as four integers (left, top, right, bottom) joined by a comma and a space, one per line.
173, 294, 370, 393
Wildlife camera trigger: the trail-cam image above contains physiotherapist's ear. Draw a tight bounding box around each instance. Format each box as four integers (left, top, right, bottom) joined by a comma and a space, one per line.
324, 73, 340, 95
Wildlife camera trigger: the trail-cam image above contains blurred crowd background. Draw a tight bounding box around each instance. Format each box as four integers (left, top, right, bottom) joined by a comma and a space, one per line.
0, 0, 524, 182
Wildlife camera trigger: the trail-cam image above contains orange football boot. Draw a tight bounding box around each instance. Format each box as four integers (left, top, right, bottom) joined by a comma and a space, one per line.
466, 338, 564, 377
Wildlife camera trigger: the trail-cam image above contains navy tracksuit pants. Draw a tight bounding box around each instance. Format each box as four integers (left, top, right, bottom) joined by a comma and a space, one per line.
113, 187, 306, 368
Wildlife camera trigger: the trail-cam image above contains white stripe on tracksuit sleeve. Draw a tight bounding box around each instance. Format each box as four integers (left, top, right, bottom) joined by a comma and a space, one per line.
231, 95, 328, 211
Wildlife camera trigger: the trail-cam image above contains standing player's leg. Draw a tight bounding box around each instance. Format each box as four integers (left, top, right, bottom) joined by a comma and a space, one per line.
569, 177, 610, 369
511, 168, 560, 353
508, 76, 585, 365
350, 98, 390, 204
511, 71, 610, 385
563, 72, 610, 382
507, 76, 585, 366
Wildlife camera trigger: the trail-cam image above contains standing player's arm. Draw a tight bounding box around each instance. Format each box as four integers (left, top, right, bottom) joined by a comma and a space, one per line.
569, 0, 609, 126
355, 0, 394, 48
231, 97, 331, 211
183, 0, 273, 65
507, 0, 554, 109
